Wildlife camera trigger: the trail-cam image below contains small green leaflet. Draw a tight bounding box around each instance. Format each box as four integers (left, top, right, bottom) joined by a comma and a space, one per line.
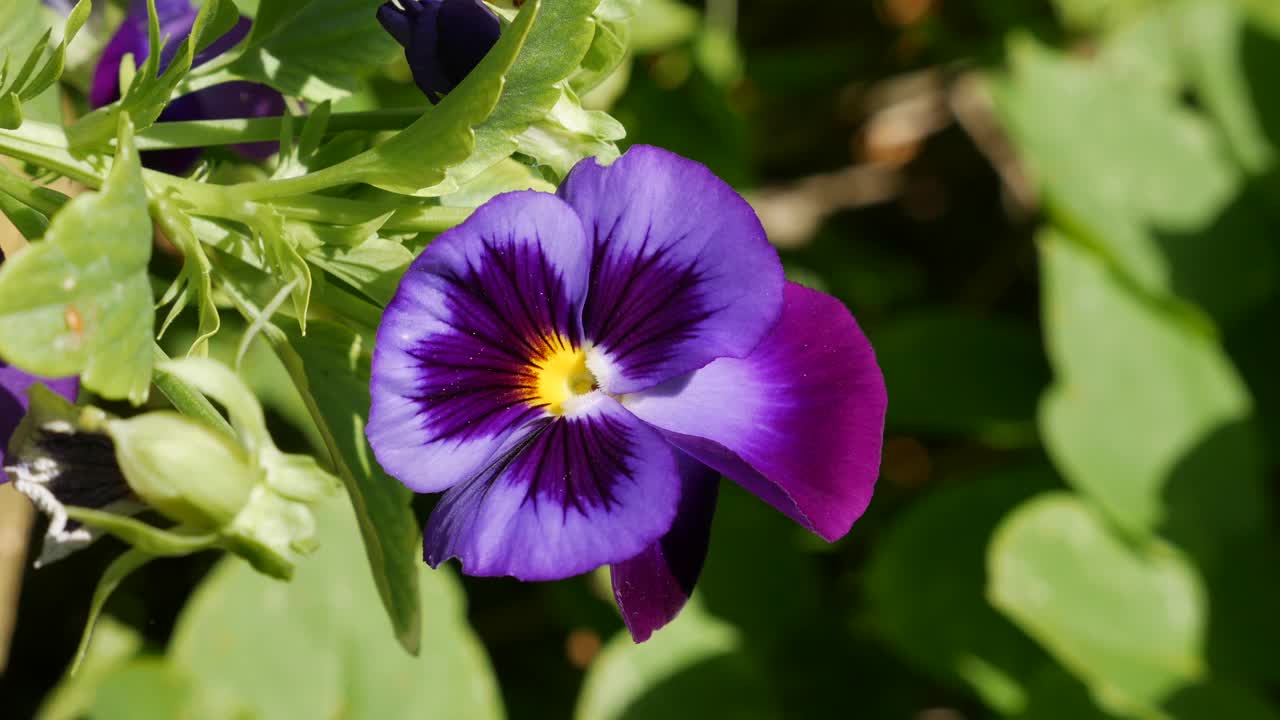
0, 116, 153, 403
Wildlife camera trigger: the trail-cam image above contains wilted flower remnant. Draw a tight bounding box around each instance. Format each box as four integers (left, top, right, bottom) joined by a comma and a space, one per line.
368, 146, 887, 640
377, 0, 501, 103
92, 0, 286, 172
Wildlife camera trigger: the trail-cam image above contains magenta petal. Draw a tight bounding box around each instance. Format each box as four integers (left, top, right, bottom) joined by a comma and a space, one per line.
424, 395, 683, 580
625, 282, 886, 541
611, 457, 719, 642
0, 363, 77, 472
367, 191, 591, 494
557, 145, 784, 394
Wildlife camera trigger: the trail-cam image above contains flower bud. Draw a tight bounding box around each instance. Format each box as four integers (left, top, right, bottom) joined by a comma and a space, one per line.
107, 412, 259, 529
377, 0, 501, 103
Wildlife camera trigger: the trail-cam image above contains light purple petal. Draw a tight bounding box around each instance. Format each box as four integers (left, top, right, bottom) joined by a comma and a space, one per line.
557, 145, 784, 394
625, 282, 886, 541
611, 457, 719, 642
423, 394, 683, 580
367, 191, 591, 494
0, 363, 77, 472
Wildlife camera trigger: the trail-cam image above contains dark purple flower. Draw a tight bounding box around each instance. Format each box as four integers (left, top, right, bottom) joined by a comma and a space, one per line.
377, 0, 500, 103
367, 146, 888, 641
91, 0, 286, 173
0, 364, 77, 471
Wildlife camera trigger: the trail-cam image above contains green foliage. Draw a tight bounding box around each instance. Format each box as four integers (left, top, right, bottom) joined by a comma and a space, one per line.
171, 497, 503, 720
275, 319, 424, 655
0, 0, 90, 129
223, 0, 400, 101
0, 116, 153, 403
576, 599, 779, 720
70, 0, 240, 149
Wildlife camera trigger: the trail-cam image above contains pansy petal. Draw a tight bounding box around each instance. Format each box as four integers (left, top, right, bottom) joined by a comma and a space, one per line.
611, 459, 719, 642
0, 363, 77, 471
424, 394, 683, 580
557, 145, 784, 394
368, 191, 591, 494
625, 282, 886, 541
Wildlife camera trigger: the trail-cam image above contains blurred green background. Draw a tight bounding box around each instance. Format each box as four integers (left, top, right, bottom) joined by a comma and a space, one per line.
5, 0, 1280, 717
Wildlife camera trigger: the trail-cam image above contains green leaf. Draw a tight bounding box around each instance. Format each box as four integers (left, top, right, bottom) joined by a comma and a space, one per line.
576, 599, 779, 720
86, 661, 208, 720
1049, 0, 1158, 32
307, 237, 413, 306
169, 497, 503, 720
68, 0, 236, 150
225, 0, 398, 102
341, 0, 541, 195
873, 310, 1049, 446
0, 187, 49, 239
1038, 232, 1261, 539
440, 0, 619, 188
988, 492, 1206, 717
994, 34, 1276, 319
571, 0, 638, 94
866, 464, 1056, 714
629, 0, 700, 52
271, 319, 422, 655
0, 115, 153, 403
37, 617, 145, 720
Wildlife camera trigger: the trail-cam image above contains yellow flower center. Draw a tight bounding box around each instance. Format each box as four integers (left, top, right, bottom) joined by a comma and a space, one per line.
532, 346, 598, 415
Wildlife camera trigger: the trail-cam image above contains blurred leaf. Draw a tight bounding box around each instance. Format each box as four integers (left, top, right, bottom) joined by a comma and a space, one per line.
575, 599, 779, 720
995, 34, 1276, 320
1049, 0, 1158, 32
1173, 2, 1280, 175
38, 617, 144, 720
866, 464, 1055, 714
988, 492, 1206, 717
226, 0, 399, 102
630, 0, 700, 52
1038, 232, 1261, 540
873, 310, 1048, 445
87, 661, 212, 720
0, 117, 153, 403
170, 497, 503, 720
276, 319, 422, 655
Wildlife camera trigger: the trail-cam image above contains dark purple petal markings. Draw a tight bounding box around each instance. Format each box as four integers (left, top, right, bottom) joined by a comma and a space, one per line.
367, 192, 591, 494
559, 146, 785, 394
424, 396, 682, 581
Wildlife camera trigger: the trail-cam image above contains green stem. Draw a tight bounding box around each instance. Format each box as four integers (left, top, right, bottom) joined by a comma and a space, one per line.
151, 343, 236, 440
0, 128, 104, 188
135, 109, 424, 150
0, 163, 69, 217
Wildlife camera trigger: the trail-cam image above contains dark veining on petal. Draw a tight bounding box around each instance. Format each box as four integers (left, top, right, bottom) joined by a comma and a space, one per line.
511, 411, 634, 517
408, 236, 579, 442
583, 224, 729, 379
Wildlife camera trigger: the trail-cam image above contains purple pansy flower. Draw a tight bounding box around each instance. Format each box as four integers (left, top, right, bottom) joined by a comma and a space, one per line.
377, 0, 501, 103
91, 0, 286, 173
367, 145, 887, 641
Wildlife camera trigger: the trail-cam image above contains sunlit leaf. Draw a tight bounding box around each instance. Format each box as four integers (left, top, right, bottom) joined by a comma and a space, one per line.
988, 492, 1206, 717
0, 116, 152, 403
170, 497, 503, 720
